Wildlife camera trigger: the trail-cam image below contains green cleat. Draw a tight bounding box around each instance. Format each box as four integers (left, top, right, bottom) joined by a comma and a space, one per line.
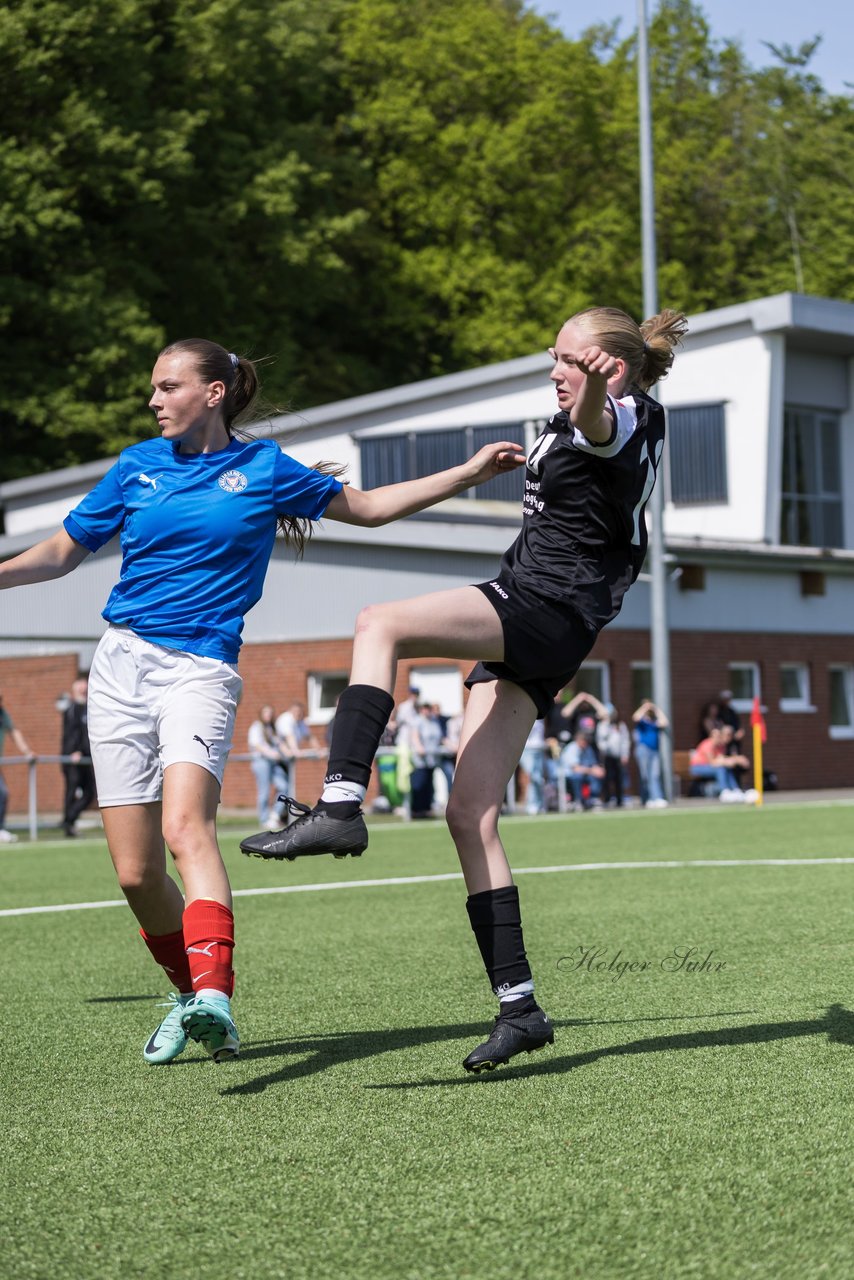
143, 992, 193, 1065
181, 993, 240, 1062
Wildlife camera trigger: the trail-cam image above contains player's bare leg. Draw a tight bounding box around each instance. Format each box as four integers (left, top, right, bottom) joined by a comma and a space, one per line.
444, 680, 555, 1072
102, 802, 182, 933
241, 586, 504, 860
444, 679, 535, 894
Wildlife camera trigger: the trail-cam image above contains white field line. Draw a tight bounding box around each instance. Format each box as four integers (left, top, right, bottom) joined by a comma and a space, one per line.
3, 856, 854, 919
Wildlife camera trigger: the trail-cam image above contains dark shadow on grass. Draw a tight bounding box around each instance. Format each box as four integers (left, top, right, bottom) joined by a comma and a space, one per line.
86, 994, 161, 1003
365, 1003, 854, 1089
206, 1008, 780, 1097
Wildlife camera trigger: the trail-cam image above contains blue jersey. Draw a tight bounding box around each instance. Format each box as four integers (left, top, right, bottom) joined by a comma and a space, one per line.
64, 436, 342, 663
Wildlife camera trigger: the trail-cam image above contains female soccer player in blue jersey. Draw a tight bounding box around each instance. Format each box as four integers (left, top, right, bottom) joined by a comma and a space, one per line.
0, 338, 524, 1065
241, 307, 687, 1074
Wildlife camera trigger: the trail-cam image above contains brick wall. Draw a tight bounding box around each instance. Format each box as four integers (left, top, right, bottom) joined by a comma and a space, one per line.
2, 627, 853, 816
0, 653, 82, 812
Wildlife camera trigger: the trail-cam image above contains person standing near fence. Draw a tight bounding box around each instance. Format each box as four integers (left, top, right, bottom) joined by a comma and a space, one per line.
0, 691, 35, 844
242, 304, 687, 1073
632, 699, 669, 808
0, 337, 522, 1065
60, 676, 96, 837
247, 705, 295, 827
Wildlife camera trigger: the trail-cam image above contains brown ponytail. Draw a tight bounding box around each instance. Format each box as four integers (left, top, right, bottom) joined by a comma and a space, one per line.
569, 306, 688, 392
638, 310, 689, 390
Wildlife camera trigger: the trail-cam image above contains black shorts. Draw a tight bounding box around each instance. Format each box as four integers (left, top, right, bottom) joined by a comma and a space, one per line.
466, 574, 599, 718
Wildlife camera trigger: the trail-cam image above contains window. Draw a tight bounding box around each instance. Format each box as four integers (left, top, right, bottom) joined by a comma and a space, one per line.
779, 663, 813, 713
780, 407, 843, 548
631, 663, 652, 707
359, 424, 529, 503
407, 666, 463, 715
307, 672, 349, 725
828, 666, 854, 739
668, 404, 728, 505
570, 662, 610, 705
727, 662, 760, 712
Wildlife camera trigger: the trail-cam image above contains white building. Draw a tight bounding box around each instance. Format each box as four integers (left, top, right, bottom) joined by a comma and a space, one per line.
2, 291, 854, 796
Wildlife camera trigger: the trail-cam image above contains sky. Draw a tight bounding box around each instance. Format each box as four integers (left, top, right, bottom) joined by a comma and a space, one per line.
527, 0, 853, 94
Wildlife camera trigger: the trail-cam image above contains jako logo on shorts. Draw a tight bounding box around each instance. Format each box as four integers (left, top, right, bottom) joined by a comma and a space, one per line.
490, 581, 509, 600
218, 470, 248, 493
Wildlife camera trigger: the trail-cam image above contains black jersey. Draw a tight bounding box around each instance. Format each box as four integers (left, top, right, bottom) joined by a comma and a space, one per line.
499, 389, 665, 631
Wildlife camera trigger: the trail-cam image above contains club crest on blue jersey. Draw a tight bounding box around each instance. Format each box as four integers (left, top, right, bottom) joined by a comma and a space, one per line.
218, 469, 248, 493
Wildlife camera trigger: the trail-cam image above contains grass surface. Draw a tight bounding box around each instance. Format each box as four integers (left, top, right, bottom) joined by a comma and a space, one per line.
4, 803, 854, 1278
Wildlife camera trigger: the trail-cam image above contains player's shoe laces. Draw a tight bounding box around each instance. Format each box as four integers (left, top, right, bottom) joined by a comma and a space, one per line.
143, 992, 192, 1065
181, 993, 240, 1062
462, 1005, 554, 1074
240, 797, 369, 862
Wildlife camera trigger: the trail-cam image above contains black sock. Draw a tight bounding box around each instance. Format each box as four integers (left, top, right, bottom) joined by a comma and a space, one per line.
316, 684, 395, 813
318, 800, 362, 819
503, 995, 538, 1015
465, 886, 533, 997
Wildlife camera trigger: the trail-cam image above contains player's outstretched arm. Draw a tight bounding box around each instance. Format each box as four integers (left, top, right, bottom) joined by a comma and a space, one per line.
323, 439, 525, 528
0, 529, 90, 589
571, 346, 626, 443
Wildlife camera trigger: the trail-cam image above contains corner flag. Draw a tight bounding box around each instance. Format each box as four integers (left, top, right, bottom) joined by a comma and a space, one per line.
750, 696, 766, 804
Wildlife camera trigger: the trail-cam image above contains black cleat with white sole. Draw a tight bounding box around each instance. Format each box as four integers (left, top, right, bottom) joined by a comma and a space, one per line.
462, 1005, 554, 1073
240, 797, 369, 862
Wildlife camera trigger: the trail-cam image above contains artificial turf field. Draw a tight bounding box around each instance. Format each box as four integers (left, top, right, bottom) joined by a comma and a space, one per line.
4, 802, 854, 1280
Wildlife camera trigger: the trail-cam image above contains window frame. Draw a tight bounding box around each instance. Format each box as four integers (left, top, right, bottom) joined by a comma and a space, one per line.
358, 421, 544, 504
778, 662, 815, 714
307, 672, 350, 725
828, 665, 854, 740
667, 402, 728, 507
570, 661, 611, 706
630, 662, 652, 708
727, 662, 761, 714
779, 405, 844, 549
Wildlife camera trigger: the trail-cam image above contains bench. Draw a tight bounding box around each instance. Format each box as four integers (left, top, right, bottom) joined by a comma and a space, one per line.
671, 749, 699, 798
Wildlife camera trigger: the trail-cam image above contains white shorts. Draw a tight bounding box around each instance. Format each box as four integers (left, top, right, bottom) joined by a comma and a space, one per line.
88, 626, 243, 807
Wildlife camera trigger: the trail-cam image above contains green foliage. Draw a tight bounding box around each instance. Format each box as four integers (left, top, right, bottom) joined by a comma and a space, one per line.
2, 0, 853, 478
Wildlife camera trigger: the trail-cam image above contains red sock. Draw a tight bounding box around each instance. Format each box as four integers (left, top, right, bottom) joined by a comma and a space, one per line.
182, 899, 235, 998
139, 927, 193, 993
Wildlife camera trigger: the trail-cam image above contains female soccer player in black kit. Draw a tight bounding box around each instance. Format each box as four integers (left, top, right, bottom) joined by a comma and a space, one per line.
242, 305, 688, 1073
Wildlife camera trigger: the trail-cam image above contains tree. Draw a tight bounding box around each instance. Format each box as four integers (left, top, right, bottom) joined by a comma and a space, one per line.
2, 0, 853, 479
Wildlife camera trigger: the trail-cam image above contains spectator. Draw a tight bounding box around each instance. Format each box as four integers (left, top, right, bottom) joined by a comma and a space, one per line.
60, 675, 96, 837
324, 695, 340, 748
719, 724, 751, 779
376, 716, 407, 814
393, 686, 421, 754
717, 689, 747, 786
543, 695, 572, 808
690, 726, 756, 802
0, 690, 35, 843
276, 701, 322, 756
550, 689, 606, 741
518, 718, 547, 815
632, 698, 669, 808
561, 729, 606, 810
698, 699, 721, 742
441, 709, 463, 792
717, 690, 745, 743
248, 706, 295, 827
409, 703, 443, 818
596, 703, 630, 808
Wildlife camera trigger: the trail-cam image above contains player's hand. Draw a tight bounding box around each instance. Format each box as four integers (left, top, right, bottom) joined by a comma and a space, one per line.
463, 441, 526, 486
576, 345, 621, 380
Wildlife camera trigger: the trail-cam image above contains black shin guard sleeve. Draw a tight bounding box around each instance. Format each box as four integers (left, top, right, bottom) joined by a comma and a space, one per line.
465, 885, 532, 996
324, 684, 396, 790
